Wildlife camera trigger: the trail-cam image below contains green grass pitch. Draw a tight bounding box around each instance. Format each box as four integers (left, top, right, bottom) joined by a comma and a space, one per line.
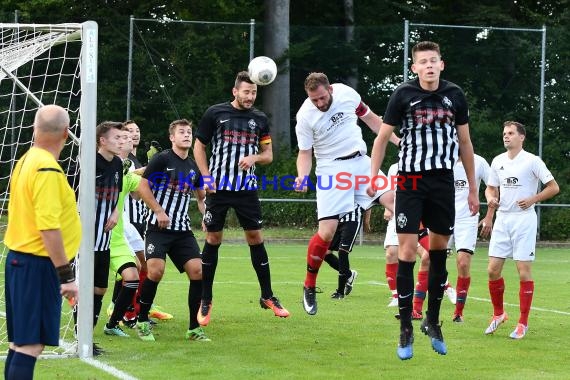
28, 243, 570, 379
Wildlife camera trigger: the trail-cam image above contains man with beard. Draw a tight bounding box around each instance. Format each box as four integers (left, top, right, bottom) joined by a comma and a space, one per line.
294, 72, 394, 316
194, 71, 290, 326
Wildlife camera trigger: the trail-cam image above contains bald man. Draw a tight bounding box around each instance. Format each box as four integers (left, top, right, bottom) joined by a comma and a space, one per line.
4, 105, 81, 379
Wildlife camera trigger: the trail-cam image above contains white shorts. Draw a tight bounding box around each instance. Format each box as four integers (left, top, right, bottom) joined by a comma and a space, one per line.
489, 211, 537, 261
448, 216, 478, 253
125, 222, 145, 254
384, 218, 398, 248
315, 155, 389, 219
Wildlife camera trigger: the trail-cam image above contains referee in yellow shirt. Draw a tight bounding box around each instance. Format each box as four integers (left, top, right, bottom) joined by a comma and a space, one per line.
4, 105, 81, 380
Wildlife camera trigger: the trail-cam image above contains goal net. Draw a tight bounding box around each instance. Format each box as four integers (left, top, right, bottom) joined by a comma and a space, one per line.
0, 22, 97, 358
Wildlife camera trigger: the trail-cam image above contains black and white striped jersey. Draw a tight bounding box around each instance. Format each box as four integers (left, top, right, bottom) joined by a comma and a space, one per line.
125, 152, 148, 224
95, 153, 123, 251
142, 149, 201, 232
196, 101, 271, 191
383, 78, 469, 173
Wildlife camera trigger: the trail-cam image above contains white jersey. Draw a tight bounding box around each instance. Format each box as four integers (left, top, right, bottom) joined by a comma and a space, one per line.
453, 154, 490, 219
487, 149, 554, 213
295, 83, 369, 161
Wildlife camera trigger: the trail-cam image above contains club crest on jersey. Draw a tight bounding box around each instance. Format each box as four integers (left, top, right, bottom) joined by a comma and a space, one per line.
248, 119, 257, 130
442, 96, 453, 109
397, 213, 408, 229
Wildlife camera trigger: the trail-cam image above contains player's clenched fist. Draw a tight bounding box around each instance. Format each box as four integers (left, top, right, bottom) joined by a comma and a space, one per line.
294, 176, 307, 192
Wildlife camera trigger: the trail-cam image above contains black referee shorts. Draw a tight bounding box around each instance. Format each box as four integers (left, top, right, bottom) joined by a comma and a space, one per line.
203, 190, 263, 232
395, 169, 455, 236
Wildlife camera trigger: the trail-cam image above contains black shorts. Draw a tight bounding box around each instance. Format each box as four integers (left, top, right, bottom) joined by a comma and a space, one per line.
203, 190, 262, 232
329, 220, 362, 253
145, 229, 201, 272
395, 169, 455, 235
93, 249, 111, 288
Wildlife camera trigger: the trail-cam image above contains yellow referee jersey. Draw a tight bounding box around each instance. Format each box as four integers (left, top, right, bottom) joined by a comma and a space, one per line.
5, 147, 81, 260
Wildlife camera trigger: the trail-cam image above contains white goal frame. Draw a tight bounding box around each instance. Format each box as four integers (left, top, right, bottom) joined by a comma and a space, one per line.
0, 21, 97, 359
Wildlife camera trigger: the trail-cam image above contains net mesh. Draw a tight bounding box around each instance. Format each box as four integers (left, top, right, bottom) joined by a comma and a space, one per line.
0, 23, 84, 357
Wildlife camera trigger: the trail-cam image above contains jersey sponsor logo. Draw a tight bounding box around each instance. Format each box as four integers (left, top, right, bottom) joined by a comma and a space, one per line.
413, 108, 454, 126
454, 179, 467, 190
410, 99, 422, 106
222, 129, 258, 145
503, 176, 520, 188
324, 112, 345, 133
396, 213, 407, 229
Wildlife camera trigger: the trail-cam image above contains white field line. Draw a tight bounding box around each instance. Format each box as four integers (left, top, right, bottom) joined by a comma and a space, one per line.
81, 357, 139, 380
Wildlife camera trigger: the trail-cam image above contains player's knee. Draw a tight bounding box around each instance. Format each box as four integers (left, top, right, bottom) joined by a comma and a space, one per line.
147, 266, 165, 282
456, 255, 471, 274
244, 230, 263, 245
185, 260, 202, 280
487, 266, 501, 280
206, 232, 223, 245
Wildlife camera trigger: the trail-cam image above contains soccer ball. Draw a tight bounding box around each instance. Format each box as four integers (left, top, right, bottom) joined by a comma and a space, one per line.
248, 56, 277, 86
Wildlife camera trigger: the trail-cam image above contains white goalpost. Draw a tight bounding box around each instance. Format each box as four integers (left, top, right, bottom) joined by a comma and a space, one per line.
0, 21, 97, 358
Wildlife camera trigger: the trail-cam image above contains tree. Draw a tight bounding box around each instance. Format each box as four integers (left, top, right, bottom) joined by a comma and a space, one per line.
263, 0, 290, 157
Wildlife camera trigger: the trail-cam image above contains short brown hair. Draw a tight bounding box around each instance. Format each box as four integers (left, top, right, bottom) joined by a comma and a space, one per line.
234, 71, 255, 89
168, 119, 192, 135
503, 120, 526, 136
412, 41, 441, 62
304, 72, 330, 92
123, 119, 136, 127
96, 121, 124, 147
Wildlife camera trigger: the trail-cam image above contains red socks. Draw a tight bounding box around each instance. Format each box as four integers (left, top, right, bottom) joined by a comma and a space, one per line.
519, 280, 534, 326
413, 270, 428, 312
304, 233, 330, 288
454, 276, 471, 316
125, 270, 147, 320
385, 263, 398, 295
489, 277, 505, 316
418, 229, 429, 252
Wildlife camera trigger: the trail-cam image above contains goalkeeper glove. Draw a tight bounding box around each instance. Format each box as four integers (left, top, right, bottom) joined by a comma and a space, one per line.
147, 140, 163, 161
122, 158, 133, 175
